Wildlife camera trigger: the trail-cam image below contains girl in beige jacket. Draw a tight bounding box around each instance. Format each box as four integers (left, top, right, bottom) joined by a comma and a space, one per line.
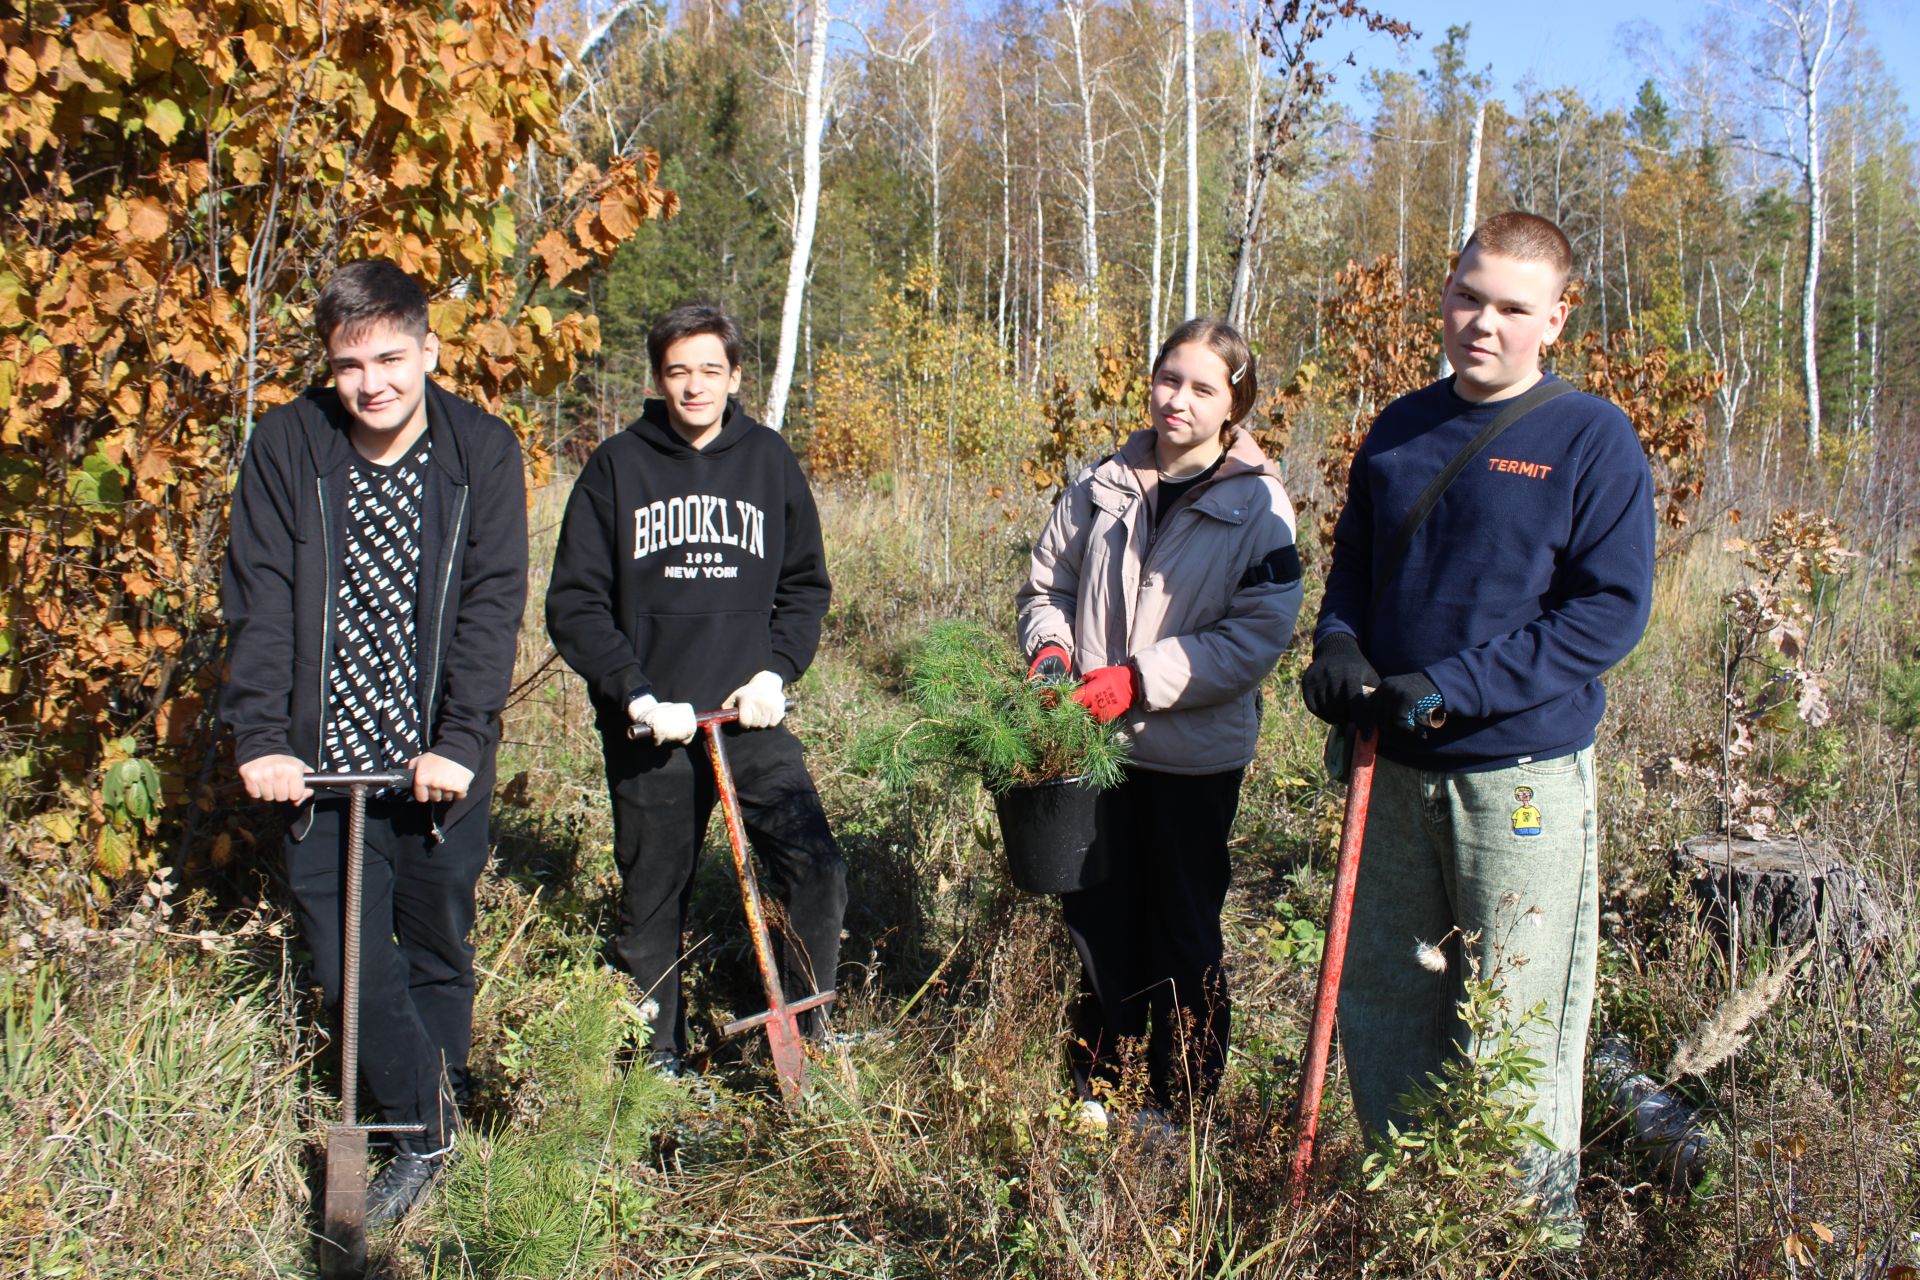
1016, 318, 1303, 1125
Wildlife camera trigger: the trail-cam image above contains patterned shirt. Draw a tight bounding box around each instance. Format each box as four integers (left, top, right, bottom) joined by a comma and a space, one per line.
320, 441, 430, 777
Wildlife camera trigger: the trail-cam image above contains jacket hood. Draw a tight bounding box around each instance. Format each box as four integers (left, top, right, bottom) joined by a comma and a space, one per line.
1109, 425, 1281, 498
292, 379, 479, 484
631, 397, 762, 458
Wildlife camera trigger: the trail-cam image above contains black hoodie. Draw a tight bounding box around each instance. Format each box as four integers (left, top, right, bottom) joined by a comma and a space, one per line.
545, 399, 831, 728
220, 380, 529, 836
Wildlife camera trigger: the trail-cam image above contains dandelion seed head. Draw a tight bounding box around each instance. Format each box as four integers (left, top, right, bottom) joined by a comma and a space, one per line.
1499, 890, 1521, 910
1522, 906, 1545, 928
1412, 940, 1448, 973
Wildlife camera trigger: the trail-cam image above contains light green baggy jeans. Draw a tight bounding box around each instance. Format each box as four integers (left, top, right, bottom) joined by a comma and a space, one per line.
1336, 745, 1598, 1221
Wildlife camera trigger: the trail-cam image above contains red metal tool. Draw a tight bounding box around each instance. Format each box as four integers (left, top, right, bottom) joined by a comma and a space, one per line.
628, 706, 834, 1105
1286, 729, 1377, 1200
304, 769, 426, 1278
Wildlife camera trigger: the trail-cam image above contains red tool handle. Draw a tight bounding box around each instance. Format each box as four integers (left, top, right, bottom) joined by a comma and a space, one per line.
1287, 727, 1378, 1199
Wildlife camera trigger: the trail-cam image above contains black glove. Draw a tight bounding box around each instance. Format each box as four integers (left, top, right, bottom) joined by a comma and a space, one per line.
1365, 672, 1444, 734
1300, 633, 1380, 726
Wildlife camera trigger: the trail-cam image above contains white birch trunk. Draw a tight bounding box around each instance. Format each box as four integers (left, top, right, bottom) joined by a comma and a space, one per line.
1183, 0, 1199, 319
1439, 101, 1485, 378
764, 0, 832, 433
1066, 0, 1101, 333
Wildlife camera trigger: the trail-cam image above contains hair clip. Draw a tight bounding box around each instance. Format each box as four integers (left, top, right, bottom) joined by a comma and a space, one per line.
1230, 361, 1248, 385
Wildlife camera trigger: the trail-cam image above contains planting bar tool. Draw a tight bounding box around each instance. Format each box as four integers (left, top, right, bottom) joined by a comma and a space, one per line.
1286, 729, 1377, 1200
304, 769, 424, 1278
628, 706, 833, 1105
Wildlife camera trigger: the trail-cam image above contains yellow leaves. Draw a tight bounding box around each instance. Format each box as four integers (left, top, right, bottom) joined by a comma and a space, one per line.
0, 267, 24, 328
229, 145, 265, 185
142, 97, 187, 145
73, 24, 136, 83
241, 26, 280, 73
4, 46, 38, 94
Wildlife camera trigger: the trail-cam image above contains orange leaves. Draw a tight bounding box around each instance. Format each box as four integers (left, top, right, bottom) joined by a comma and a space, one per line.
1581, 329, 1718, 530
104, 196, 172, 244
534, 230, 590, 288
4, 0, 670, 885
536, 150, 675, 289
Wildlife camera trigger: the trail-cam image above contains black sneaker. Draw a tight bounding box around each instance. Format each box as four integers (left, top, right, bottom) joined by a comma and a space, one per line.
367, 1150, 445, 1228
645, 1048, 685, 1079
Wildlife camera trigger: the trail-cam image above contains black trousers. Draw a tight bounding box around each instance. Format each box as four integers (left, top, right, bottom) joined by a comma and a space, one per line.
604, 723, 848, 1058
1062, 765, 1244, 1108
286, 799, 489, 1151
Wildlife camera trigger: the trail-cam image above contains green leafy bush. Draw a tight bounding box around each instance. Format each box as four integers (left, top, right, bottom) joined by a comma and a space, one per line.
1360, 936, 1573, 1276
853, 620, 1128, 792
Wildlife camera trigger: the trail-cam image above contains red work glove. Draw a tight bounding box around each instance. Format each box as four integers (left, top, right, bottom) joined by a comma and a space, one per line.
1071, 663, 1138, 724
1027, 642, 1072, 682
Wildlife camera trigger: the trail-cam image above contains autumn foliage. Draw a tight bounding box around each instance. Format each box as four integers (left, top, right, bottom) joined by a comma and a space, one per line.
0, 0, 670, 892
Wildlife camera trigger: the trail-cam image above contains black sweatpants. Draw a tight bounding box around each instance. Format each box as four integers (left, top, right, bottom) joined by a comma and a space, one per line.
604, 723, 848, 1058
1062, 765, 1244, 1109
285, 799, 489, 1151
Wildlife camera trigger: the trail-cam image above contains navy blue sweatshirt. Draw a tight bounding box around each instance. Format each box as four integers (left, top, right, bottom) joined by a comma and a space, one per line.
545, 399, 831, 731
1314, 374, 1655, 771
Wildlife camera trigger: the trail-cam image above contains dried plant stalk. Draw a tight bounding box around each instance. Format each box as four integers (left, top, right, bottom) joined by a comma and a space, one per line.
1665, 940, 1815, 1081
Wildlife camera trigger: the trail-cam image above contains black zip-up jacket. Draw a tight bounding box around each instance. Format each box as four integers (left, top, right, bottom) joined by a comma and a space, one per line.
545, 399, 830, 730
220, 380, 529, 834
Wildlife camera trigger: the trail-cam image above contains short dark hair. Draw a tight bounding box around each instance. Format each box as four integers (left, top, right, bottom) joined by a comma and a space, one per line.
314, 260, 430, 346
1462, 212, 1574, 295
1153, 317, 1259, 427
647, 303, 743, 377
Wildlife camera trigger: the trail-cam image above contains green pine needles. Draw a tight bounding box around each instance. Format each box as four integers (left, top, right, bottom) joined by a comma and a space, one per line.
431, 966, 683, 1277
855, 620, 1129, 793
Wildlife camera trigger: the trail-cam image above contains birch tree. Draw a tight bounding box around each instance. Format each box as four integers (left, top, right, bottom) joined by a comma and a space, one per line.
1184, 0, 1200, 318
1739, 0, 1850, 454
1119, 0, 1184, 356
765, 0, 836, 432
1057, 0, 1110, 333
1225, 0, 1412, 327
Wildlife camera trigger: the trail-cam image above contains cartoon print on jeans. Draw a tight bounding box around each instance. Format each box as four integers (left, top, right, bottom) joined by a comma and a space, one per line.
1510, 785, 1542, 837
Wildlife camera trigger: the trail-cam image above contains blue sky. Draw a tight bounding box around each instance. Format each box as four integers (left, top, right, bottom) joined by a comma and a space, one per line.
1313, 0, 1917, 126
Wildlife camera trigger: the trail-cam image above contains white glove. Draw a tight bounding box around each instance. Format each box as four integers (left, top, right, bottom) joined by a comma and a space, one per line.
722, 670, 786, 729
627, 694, 698, 745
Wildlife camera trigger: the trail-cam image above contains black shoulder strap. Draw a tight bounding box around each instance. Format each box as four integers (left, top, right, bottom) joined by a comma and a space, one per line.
1371, 378, 1574, 608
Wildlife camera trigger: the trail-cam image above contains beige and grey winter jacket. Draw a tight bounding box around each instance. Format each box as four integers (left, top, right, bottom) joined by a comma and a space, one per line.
1017, 427, 1303, 775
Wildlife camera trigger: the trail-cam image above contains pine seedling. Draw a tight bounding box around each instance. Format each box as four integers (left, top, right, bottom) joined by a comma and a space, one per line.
855, 620, 1128, 792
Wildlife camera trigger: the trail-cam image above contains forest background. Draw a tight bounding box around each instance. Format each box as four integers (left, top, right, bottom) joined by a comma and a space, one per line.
3, 0, 1920, 1275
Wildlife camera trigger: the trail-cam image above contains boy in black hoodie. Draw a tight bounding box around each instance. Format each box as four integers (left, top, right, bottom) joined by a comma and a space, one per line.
222, 260, 528, 1223
546, 304, 846, 1076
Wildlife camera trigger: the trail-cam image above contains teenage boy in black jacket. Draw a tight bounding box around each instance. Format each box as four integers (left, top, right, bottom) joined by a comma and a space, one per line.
221, 260, 527, 1223
546, 303, 846, 1077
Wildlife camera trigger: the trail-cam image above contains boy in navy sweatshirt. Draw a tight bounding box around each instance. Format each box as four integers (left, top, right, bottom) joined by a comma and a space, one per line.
545, 304, 846, 1077
1301, 212, 1654, 1235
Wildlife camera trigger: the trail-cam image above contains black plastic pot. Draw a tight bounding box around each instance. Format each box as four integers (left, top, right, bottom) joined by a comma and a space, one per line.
993, 776, 1107, 895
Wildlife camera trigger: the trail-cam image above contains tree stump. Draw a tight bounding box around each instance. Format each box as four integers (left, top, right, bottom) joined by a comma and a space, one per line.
1671, 835, 1890, 984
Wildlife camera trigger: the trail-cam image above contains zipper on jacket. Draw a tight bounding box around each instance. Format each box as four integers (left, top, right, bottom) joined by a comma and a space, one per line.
297, 475, 336, 843
420, 485, 469, 843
